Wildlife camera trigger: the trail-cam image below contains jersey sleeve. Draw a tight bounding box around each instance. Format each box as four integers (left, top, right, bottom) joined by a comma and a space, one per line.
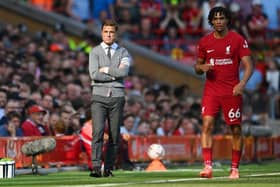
197, 39, 206, 59
238, 37, 251, 58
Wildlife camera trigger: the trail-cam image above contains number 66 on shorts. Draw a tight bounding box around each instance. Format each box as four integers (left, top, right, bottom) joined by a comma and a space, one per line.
202, 95, 242, 125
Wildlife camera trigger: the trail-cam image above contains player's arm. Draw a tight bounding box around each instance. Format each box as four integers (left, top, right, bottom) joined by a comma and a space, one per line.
194, 58, 205, 75
194, 58, 213, 75
240, 56, 253, 86
233, 56, 253, 96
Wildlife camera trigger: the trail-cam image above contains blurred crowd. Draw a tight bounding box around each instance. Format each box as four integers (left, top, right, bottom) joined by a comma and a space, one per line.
0, 0, 279, 140
0, 21, 205, 139
26, 0, 280, 60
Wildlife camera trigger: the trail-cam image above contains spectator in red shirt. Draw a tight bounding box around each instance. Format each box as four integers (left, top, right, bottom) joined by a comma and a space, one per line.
175, 116, 197, 136
21, 105, 49, 136
134, 17, 158, 51
181, 0, 202, 34
156, 113, 176, 136
139, 0, 163, 30
246, 0, 268, 41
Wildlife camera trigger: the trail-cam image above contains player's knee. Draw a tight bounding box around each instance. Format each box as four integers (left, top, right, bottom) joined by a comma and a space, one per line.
202, 123, 213, 133
231, 126, 242, 136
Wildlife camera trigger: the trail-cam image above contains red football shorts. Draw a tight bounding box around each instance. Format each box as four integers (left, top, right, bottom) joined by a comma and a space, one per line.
201, 95, 242, 125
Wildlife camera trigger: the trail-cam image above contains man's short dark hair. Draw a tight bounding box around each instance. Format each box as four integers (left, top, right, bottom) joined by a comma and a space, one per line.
101, 19, 118, 31
208, 6, 232, 27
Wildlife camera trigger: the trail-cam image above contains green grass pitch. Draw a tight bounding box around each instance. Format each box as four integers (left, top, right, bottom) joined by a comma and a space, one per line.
0, 161, 279, 187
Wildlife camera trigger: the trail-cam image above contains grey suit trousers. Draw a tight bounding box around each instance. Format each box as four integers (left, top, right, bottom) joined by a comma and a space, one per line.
91, 95, 125, 170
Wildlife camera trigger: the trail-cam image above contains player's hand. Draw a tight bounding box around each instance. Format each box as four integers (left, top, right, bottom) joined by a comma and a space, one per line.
122, 134, 130, 141
233, 82, 244, 96
199, 64, 214, 73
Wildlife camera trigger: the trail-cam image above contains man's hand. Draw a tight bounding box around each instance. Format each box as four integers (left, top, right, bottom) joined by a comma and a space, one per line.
99, 67, 109, 74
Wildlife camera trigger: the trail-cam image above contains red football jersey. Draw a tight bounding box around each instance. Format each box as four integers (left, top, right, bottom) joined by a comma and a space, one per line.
197, 31, 251, 96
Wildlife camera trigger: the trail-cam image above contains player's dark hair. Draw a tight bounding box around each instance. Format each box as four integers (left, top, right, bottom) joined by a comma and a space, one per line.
208, 6, 231, 27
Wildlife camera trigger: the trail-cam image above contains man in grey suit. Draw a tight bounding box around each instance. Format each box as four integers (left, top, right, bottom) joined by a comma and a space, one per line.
88, 19, 132, 177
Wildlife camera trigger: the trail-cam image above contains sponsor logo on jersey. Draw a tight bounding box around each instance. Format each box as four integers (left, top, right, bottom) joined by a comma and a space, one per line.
210, 58, 215, 65
226, 45, 231, 54
214, 58, 233, 65
243, 40, 248, 48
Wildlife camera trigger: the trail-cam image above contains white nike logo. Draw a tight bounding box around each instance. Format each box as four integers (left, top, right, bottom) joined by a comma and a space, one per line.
230, 118, 237, 122
207, 49, 215, 53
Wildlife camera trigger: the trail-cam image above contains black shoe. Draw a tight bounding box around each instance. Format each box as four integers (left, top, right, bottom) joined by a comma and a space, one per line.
89, 168, 102, 178
103, 169, 114, 177
121, 162, 135, 171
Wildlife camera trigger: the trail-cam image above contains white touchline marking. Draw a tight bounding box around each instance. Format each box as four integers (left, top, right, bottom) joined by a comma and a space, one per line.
60, 172, 280, 187
244, 172, 280, 177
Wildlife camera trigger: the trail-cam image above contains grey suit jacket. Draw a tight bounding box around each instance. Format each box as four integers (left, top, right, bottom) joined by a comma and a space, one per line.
89, 43, 131, 97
